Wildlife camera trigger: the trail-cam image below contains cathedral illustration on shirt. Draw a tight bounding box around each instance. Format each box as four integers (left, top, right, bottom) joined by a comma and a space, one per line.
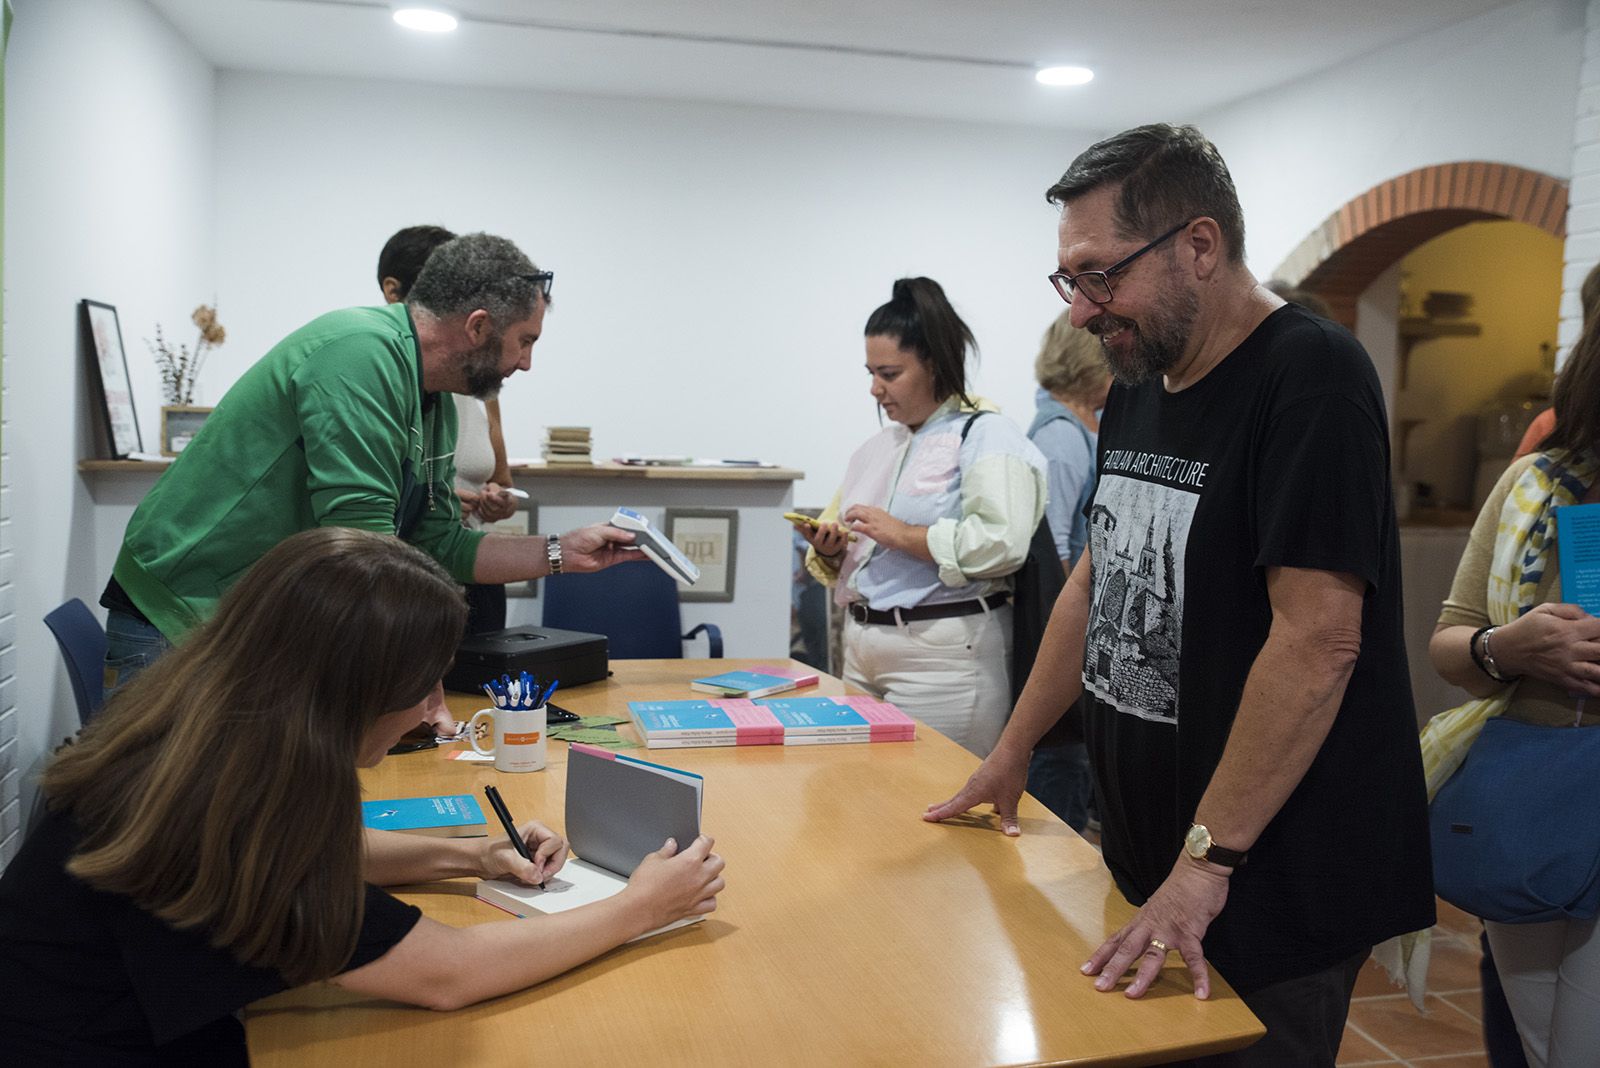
1083, 473, 1197, 723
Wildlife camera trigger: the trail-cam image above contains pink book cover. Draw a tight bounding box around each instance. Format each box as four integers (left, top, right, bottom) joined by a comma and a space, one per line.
716, 699, 787, 743
834, 696, 918, 740
745, 663, 821, 687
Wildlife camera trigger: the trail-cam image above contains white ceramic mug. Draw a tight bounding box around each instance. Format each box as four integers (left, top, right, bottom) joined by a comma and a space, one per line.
469, 705, 547, 773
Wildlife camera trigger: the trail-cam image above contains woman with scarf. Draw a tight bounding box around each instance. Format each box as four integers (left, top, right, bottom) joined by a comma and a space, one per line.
1424, 311, 1600, 1068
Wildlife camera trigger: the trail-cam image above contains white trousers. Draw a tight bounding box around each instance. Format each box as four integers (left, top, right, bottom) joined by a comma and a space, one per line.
1485, 917, 1600, 1068
842, 603, 1012, 758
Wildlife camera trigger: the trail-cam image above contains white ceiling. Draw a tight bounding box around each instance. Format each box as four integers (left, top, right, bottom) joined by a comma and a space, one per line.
150, 0, 1518, 129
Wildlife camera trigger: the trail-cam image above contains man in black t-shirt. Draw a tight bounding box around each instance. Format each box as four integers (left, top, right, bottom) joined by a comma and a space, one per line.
927, 124, 1433, 1067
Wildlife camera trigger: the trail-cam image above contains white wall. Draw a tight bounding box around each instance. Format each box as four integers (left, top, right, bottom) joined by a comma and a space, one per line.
2, 0, 215, 840
1197, 0, 1587, 278
1564, 0, 1600, 353
211, 72, 1099, 505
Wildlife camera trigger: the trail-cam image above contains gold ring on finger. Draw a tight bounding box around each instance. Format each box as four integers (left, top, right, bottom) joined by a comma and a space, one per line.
1148, 938, 1171, 954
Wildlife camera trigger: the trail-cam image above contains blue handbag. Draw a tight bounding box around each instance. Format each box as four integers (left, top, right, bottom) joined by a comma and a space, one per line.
1429, 716, 1600, 924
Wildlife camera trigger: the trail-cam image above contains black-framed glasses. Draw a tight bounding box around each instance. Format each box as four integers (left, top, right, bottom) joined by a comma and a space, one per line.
519, 271, 555, 301
1048, 220, 1191, 305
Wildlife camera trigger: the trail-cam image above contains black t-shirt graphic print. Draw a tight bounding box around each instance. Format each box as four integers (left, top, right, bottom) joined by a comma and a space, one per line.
1082, 305, 1435, 996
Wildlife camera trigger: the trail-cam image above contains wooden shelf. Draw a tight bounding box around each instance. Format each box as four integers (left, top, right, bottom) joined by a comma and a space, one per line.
78, 459, 174, 472
79, 459, 804, 482
1397, 316, 1481, 388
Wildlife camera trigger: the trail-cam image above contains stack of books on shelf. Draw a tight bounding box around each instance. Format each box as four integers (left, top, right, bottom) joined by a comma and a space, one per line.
628, 695, 917, 749
542, 426, 593, 465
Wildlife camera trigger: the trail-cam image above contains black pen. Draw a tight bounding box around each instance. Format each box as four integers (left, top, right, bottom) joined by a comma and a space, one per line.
483, 784, 544, 889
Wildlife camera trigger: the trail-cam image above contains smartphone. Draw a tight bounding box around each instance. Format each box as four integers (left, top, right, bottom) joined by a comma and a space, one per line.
785, 512, 857, 541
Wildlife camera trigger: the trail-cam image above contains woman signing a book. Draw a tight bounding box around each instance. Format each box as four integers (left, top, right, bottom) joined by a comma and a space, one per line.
794, 277, 1046, 757
0, 528, 724, 1064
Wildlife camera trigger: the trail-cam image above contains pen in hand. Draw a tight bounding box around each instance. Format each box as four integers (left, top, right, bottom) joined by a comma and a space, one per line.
483, 784, 545, 889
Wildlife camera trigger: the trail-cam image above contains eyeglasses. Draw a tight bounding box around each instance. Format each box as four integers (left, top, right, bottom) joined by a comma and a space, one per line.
1048, 220, 1191, 306
519, 271, 555, 301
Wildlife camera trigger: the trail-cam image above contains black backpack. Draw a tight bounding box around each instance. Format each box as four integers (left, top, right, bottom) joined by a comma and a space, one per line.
959, 413, 1071, 733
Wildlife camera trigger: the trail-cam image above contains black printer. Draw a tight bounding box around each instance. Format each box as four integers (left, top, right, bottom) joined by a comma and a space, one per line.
443, 625, 608, 694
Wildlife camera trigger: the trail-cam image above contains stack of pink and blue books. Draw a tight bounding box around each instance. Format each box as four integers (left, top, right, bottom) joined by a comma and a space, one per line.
628, 695, 917, 749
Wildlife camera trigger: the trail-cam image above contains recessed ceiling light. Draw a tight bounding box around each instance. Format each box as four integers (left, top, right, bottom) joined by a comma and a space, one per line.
1036, 66, 1094, 87
393, 7, 458, 33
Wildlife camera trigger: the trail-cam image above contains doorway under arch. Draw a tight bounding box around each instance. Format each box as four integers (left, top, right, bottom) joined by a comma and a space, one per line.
1271, 162, 1568, 325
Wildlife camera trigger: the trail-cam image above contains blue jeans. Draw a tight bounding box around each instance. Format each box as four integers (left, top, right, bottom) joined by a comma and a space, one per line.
103, 609, 173, 697
1027, 741, 1094, 832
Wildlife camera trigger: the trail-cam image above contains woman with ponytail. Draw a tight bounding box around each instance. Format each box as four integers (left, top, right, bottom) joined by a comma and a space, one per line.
0, 528, 724, 1063
793, 278, 1046, 756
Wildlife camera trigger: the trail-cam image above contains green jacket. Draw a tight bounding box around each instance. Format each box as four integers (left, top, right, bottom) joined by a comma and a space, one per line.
113, 304, 482, 639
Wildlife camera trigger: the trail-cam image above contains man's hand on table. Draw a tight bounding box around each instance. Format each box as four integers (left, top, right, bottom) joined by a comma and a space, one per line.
1082, 854, 1231, 1000
921, 746, 1029, 836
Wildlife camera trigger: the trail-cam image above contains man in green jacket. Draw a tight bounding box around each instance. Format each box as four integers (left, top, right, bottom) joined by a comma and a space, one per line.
101, 232, 634, 691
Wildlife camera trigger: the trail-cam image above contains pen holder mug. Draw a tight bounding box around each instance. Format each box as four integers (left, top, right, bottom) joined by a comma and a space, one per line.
469, 705, 547, 773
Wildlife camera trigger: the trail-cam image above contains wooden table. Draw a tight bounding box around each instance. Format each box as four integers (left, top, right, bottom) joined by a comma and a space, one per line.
247, 661, 1262, 1066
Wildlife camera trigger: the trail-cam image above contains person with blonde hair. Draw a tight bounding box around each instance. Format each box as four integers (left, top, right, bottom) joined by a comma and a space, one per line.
1031, 310, 1113, 571
0, 528, 723, 1063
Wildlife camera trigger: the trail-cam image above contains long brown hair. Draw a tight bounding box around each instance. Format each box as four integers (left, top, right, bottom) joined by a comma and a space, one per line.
44, 528, 466, 984
1543, 313, 1600, 462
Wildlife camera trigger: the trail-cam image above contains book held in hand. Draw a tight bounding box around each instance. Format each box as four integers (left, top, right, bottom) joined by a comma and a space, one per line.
628, 698, 785, 748
477, 744, 706, 941
690, 664, 820, 699
1558, 502, 1600, 616
361, 794, 488, 837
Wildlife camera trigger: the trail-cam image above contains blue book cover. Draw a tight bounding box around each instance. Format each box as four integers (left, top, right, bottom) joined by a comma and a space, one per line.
629, 700, 734, 732
690, 667, 818, 697
361, 794, 487, 836
758, 697, 874, 731
1558, 502, 1600, 616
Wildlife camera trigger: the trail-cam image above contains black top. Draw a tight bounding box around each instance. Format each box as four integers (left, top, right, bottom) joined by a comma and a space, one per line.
0, 807, 421, 1064
1082, 305, 1434, 995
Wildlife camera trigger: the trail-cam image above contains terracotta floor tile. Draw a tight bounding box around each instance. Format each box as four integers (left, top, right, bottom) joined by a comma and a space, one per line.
1353, 956, 1408, 998
1409, 1054, 1490, 1067
1435, 898, 1483, 937
1439, 991, 1482, 1023
1428, 932, 1487, 994
1347, 994, 1483, 1061
1336, 1022, 1396, 1065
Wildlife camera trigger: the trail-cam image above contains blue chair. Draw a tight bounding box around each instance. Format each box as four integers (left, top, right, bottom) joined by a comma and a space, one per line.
542, 561, 723, 659
44, 598, 109, 727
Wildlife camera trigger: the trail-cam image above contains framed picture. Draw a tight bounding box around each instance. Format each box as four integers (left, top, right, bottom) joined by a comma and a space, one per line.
483, 501, 539, 597
80, 299, 143, 458
664, 508, 738, 602
160, 405, 214, 457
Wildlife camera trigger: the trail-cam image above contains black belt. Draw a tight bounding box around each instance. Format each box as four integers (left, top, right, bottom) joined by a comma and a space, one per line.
848, 592, 1010, 625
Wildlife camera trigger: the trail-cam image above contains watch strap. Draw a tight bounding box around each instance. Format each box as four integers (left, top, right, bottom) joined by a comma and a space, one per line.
1204, 841, 1248, 868
546, 534, 563, 575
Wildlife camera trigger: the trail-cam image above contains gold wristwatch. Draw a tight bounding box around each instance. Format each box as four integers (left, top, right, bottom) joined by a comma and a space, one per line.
1184, 823, 1247, 868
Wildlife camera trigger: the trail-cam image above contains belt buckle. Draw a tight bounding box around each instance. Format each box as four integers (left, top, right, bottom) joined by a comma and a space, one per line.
849, 603, 869, 623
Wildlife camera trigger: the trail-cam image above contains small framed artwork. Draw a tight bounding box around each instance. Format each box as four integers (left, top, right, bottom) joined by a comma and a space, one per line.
664, 508, 738, 602
483, 501, 539, 597
80, 299, 143, 458
160, 405, 214, 457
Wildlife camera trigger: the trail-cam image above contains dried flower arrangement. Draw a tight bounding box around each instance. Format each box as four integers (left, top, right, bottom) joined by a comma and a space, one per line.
148, 304, 226, 405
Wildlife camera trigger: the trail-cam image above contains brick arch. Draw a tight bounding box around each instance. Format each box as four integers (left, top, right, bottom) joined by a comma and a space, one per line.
1271, 162, 1568, 326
